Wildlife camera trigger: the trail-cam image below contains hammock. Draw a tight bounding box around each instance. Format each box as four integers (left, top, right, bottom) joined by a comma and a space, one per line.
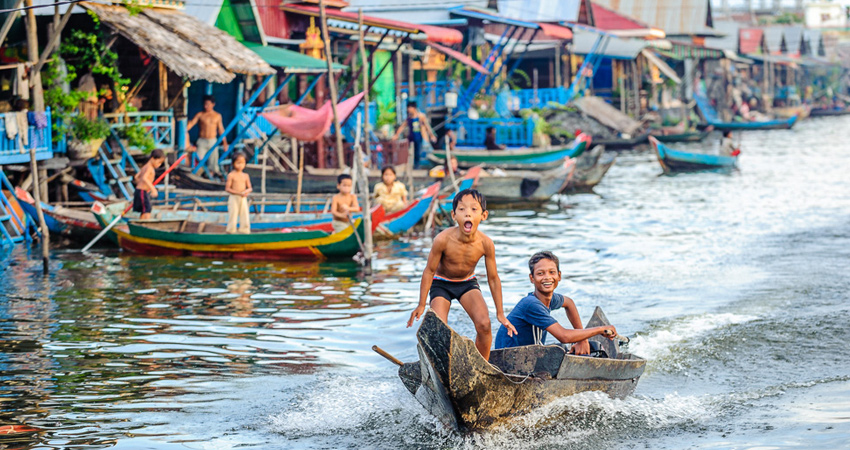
260, 93, 365, 142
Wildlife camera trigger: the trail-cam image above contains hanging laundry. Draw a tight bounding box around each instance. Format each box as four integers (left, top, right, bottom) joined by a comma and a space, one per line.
13, 64, 29, 101
16, 111, 28, 146
5, 113, 18, 140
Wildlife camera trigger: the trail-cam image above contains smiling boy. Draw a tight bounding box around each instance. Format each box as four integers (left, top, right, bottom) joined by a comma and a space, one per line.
407, 189, 516, 360
494, 251, 617, 353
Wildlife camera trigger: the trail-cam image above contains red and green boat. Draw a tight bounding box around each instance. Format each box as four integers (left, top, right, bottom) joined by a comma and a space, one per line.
92, 202, 365, 260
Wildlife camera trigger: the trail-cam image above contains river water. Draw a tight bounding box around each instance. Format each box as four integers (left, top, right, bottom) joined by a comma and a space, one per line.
2, 116, 850, 449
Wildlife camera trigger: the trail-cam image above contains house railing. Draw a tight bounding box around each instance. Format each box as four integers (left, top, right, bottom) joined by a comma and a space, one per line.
0, 108, 53, 165
513, 87, 568, 109
401, 81, 450, 110
104, 110, 174, 152
455, 117, 534, 147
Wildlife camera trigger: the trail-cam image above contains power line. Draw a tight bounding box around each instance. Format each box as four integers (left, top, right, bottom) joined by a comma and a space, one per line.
0, 0, 84, 14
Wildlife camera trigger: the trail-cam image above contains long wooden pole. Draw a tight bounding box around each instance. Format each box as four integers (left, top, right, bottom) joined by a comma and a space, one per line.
0, 0, 23, 47
25, 0, 48, 273
359, 10, 371, 164
296, 144, 304, 213
29, 4, 74, 85
318, 0, 346, 169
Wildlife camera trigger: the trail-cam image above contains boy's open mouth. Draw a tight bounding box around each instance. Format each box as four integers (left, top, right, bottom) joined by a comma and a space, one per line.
462, 220, 473, 232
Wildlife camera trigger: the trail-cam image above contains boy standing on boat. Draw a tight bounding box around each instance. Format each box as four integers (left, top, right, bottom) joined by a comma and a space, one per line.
330, 174, 360, 233
225, 152, 252, 234
187, 95, 228, 177
407, 189, 516, 361
494, 251, 616, 353
391, 101, 435, 168
133, 149, 165, 220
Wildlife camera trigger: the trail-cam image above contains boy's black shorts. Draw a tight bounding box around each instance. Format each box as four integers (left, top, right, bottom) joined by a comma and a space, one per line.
133, 189, 152, 214
429, 277, 480, 303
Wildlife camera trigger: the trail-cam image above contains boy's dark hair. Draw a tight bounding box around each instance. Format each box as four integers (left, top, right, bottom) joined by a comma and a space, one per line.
337, 174, 352, 184
203, 95, 216, 104
381, 166, 396, 176
407, 101, 417, 109
528, 251, 560, 274
485, 126, 495, 134
150, 149, 165, 160
452, 189, 486, 212
724, 130, 733, 137
233, 152, 247, 163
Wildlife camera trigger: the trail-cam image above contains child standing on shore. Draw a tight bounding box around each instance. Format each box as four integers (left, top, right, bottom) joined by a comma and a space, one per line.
225, 152, 252, 234
330, 174, 360, 233
133, 149, 165, 220
407, 189, 516, 361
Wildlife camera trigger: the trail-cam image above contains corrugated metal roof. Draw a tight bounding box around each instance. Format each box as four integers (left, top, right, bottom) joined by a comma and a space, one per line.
183, 0, 224, 25
703, 20, 739, 52
590, 0, 717, 36
571, 28, 646, 60
343, 0, 486, 24
803, 29, 824, 57
762, 27, 786, 54
495, 0, 581, 23
591, 3, 651, 31
783, 26, 804, 56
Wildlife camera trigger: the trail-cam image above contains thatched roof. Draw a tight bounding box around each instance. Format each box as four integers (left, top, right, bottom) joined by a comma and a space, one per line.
141, 8, 273, 76
80, 2, 273, 83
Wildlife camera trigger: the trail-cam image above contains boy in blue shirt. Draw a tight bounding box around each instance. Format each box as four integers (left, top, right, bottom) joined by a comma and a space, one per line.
494, 251, 617, 354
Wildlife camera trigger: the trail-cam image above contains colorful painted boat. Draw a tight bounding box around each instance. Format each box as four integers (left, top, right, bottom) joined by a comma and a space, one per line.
15, 188, 100, 241
649, 136, 737, 173
430, 134, 590, 169
695, 94, 797, 131
375, 182, 440, 236
92, 202, 365, 260
563, 145, 615, 192
381, 308, 645, 431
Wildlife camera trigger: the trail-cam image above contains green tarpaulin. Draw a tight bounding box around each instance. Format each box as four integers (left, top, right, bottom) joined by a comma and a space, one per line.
242, 42, 345, 73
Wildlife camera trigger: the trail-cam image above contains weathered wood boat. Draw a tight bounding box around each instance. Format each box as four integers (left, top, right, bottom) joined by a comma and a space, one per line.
169, 165, 436, 195
15, 188, 101, 241
92, 202, 365, 260
695, 94, 797, 130
593, 132, 650, 150
650, 127, 713, 143
474, 159, 576, 205
809, 106, 850, 117
649, 136, 737, 173
382, 308, 645, 431
563, 145, 615, 192
429, 135, 590, 170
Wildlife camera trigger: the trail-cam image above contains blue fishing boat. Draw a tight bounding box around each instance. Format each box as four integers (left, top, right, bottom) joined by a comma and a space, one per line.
695, 94, 797, 131
430, 134, 590, 170
377, 183, 440, 236
649, 137, 738, 173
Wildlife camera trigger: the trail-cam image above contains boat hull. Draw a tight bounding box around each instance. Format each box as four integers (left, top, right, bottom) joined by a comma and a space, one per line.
650, 137, 737, 173
564, 145, 615, 191
431, 137, 588, 170
473, 160, 575, 205
401, 310, 645, 431
651, 129, 712, 143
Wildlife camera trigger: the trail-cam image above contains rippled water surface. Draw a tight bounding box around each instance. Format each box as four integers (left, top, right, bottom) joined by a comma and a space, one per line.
2, 117, 850, 449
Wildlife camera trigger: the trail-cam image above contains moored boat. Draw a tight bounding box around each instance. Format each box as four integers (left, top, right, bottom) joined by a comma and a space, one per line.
650, 127, 713, 143
92, 202, 365, 260
809, 106, 850, 117
649, 136, 738, 173
429, 134, 590, 170
474, 159, 576, 205
695, 93, 797, 131
382, 308, 645, 431
15, 188, 101, 241
563, 145, 616, 192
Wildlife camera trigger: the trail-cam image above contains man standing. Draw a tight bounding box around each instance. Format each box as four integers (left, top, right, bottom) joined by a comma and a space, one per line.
392, 101, 435, 168
187, 95, 228, 177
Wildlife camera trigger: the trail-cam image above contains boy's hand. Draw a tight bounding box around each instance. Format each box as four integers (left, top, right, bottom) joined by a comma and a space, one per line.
570, 339, 591, 355
601, 326, 617, 339
407, 305, 426, 328
150, 188, 158, 198
497, 313, 517, 337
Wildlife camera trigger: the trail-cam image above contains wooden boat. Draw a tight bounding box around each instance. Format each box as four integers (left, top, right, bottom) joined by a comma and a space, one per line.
15, 188, 101, 241
169, 165, 437, 195
593, 131, 650, 150
695, 94, 797, 131
649, 136, 737, 173
563, 145, 615, 192
650, 127, 713, 143
809, 106, 850, 117
92, 202, 365, 260
429, 134, 590, 170
383, 308, 645, 431
474, 159, 576, 205
375, 182, 440, 236
772, 104, 810, 120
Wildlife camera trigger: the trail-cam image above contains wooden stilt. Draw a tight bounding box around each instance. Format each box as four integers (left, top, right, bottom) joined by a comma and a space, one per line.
318, 0, 346, 169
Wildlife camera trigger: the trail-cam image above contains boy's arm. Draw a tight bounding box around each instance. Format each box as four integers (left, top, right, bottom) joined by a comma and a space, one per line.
391, 121, 407, 140
330, 196, 348, 221
407, 234, 444, 327
351, 195, 361, 212
217, 115, 228, 150
186, 113, 200, 131
484, 237, 517, 337
562, 296, 590, 355
420, 112, 436, 142
244, 175, 253, 194
546, 323, 617, 347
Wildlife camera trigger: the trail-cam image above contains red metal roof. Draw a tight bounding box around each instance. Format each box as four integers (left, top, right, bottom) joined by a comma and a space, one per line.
739, 28, 764, 55
281, 5, 463, 45
590, 3, 651, 31
429, 43, 489, 74
537, 22, 573, 40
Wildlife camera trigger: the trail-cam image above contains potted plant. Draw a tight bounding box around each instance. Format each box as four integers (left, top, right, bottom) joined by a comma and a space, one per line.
66, 115, 110, 159
116, 121, 156, 153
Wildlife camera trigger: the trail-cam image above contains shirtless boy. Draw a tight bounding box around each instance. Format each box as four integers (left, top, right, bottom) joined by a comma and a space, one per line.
133, 149, 165, 220
187, 95, 228, 177
407, 189, 516, 360
330, 174, 360, 233
225, 152, 252, 234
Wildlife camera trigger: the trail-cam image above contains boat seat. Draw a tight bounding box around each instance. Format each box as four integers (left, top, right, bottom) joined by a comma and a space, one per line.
488, 345, 566, 378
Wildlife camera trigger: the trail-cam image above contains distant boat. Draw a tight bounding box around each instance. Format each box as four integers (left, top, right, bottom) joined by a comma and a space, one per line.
430, 134, 590, 170
695, 93, 797, 130
809, 106, 850, 117
379, 308, 645, 431
563, 145, 616, 192
593, 131, 650, 150
649, 136, 738, 173
92, 202, 365, 260
650, 126, 713, 143
15, 187, 101, 241
474, 158, 577, 205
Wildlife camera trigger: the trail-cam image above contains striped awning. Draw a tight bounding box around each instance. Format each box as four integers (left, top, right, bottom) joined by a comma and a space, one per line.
653, 41, 724, 60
